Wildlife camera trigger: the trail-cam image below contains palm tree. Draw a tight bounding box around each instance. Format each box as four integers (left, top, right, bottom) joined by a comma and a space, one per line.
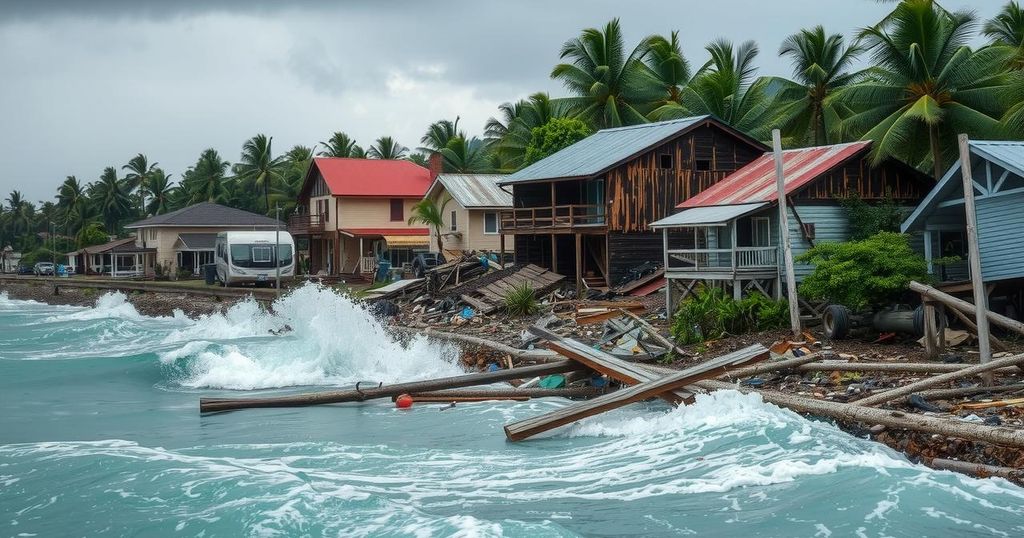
643, 31, 692, 108
89, 167, 132, 233
5, 191, 33, 242
551, 18, 662, 128
769, 26, 864, 145
272, 145, 314, 216
318, 132, 364, 158
831, 0, 1012, 179
485, 93, 570, 171
408, 197, 451, 253
56, 175, 89, 236
233, 134, 285, 214
145, 169, 175, 216
984, 1, 1024, 69
440, 137, 491, 173
122, 154, 157, 217
182, 149, 231, 204
367, 136, 408, 159
420, 118, 463, 154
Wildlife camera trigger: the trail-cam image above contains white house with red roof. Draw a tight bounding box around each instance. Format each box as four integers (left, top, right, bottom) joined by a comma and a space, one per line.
650, 141, 933, 309
289, 157, 436, 277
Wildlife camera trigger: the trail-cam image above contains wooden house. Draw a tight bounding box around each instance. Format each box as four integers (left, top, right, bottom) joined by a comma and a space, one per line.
423, 173, 513, 258
650, 141, 933, 310
902, 140, 1024, 313
288, 158, 434, 277
495, 116, 767, 288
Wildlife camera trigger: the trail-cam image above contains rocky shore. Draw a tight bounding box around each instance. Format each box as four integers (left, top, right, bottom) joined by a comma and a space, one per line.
0, 278, 240, 317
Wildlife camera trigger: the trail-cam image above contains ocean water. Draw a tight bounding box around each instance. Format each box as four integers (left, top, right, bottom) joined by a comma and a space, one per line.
1, 286, 1022, 537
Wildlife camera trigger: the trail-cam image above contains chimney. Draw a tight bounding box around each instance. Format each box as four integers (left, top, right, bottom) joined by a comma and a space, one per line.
428, 151, 443, 179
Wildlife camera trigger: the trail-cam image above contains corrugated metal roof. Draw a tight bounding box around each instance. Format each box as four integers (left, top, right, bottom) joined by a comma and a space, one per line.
427, 174, 512, 208
968, 140, 1024, 178
650, 203, 767, 228
498, 116, 711, 184
679, 141, 872, 208
311, 158, 432, 197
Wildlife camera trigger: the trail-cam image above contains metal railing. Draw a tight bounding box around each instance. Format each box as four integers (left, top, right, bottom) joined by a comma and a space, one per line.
666, 246, 777, 272
287, 213, 327, 234
499, 204, 605, 231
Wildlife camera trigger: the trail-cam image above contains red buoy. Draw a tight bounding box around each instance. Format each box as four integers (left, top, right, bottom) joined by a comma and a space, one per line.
395, 394, 414, 409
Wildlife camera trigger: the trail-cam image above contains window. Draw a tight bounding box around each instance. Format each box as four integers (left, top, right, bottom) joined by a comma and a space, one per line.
659, 153, 673, 169
484, 212, 498, 234
450, 210, 458, 232
695, 159, 712, 171
751, 217, 771, 247
390, 199, 404, 221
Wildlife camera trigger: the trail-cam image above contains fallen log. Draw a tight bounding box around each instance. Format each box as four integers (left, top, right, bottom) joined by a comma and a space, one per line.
854, 353, 1024, 407
913, 383, 1024, 402
718, 352, 824, 380
391, 326, 562, 362
928, 458, 1024, 480
909, 281, 1024, 336
199, 360, 584, 413
403, 387, 608, 400
697, 380, 1024, 449
505, 345, 769, 441
411, 395, 530, 403
794, 362, 1021, 375
946, 304, 1010, 352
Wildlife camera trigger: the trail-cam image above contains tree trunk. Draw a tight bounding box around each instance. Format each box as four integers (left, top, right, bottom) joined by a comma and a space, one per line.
930, 123, 943, 181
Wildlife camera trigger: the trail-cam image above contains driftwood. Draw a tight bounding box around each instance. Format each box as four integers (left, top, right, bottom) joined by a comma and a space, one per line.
199, 360, 584, 413
617, 309, 691, 358
697, 380, 1024, 449
946, 304, 1010, 351
909, 281, 1024, 336
505, 345, 769, 441
391, 326, 562, 362
913, 383, 1024, 402
928, 458, 1024, 480
717, 352, 825, 380
404, 387, 607, 401
794, 362, 1021, 375
854, 353, 1024, 407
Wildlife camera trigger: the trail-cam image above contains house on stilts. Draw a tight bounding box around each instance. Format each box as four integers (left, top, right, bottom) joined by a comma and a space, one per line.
496, 116, 767, 289
650, 141, 933, 312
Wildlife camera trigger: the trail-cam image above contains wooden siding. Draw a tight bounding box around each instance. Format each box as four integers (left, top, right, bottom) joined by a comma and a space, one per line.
792, 157, 931, 202
607, 125, 764, 233
310, 171, 330, 198
976, 194, 1024, 282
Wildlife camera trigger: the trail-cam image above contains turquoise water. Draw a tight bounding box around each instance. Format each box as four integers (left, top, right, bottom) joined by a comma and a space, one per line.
1, 286, 1023, 537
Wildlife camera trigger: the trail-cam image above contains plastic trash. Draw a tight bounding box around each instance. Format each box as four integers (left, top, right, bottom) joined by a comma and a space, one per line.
460, 307, 475, 320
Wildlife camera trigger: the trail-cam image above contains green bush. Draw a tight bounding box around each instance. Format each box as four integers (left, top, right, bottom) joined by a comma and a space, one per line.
670, 287, 789, 344
840, 193, 907, 240
524, 118, 592, 165
504, 282, 539, 317
796, 232, 930, 310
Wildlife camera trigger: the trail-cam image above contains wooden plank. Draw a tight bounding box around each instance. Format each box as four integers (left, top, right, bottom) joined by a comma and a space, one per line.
460, 294, 493, 313
909, 281, 1024, 336
505, 344, 769, 441
530, 327, 693, 404
854, 353, 1024, 407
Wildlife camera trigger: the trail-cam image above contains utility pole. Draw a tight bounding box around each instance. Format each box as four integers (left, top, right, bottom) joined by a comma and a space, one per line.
958, 134, 992, 383
772, 129, 801, 338
275, 203, 281, 299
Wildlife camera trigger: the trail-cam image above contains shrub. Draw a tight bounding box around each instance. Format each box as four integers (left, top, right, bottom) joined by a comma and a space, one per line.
796, 232, 930, 310
524, 118, 592, 165
671, 287, 789, 344
840, 193, 907, 240
504, 282, 539, 317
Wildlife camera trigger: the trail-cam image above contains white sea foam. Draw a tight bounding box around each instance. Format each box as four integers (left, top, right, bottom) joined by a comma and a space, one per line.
42, 291, 183, 323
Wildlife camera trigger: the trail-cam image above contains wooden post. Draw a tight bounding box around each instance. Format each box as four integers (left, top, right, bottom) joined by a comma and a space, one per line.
922, 301, 939, 359
923, 229, 934, 275
551, 234, 558, 273
663, 228, 672, 314
772, 129, 801, 338
499, 233, 506, 266
958, 134, 992, 382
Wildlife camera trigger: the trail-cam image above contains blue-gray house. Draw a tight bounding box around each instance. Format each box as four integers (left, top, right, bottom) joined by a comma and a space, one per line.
902, 141, 1024, 296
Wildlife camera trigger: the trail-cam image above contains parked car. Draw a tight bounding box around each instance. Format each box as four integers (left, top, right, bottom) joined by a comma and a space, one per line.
411, 252, 443, 278
33, 262, 55, 276
16, 264, 33, 275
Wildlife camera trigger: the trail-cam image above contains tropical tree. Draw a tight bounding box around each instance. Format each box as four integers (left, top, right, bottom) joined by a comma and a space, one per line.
4, 191, 33, 243
407, 196, 451, 253
485, 93, 571, 171
524, 118, 592, 165
122, 154, 157, 217
643, 31, 692, 109
551, 18, 662, 128
56, 175, 90, 236
439, 136, 492, 173
420, 118, 463, 154
89, 167, 132, 233
272, 145, 314, 216
831, 0, 1012, 179
768, 26, 864, 145
181, 149, 231, 204
145, 169, 175, 216
407, 152, 430, 167
318, 132, 364, 158
984, 1, 1024, 69
367, 136, 408, 159
233, 134, 285, 214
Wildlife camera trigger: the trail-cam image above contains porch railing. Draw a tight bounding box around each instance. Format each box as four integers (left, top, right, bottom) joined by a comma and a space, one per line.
666, 246, 777, 272
359, 256, 377, 274
287, 213, 327, 235
499, 204, 605, 231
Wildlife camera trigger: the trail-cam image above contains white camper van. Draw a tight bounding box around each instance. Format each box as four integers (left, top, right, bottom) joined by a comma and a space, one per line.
214, 231, 295, 287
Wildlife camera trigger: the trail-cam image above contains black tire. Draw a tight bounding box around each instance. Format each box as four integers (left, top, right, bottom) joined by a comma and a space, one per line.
822, 304, 851, 339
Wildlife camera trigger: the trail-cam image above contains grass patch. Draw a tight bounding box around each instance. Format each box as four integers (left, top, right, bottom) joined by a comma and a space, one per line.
504, 282, 539, 317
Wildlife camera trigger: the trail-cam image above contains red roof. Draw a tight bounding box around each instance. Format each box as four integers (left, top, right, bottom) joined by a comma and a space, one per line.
679, 141, 871, 208
311, 158, 432, 197
340, 228, 430, 237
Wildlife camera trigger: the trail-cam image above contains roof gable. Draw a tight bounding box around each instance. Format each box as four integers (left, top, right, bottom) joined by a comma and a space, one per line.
124, 202, 280, 228
304, 158, 432, 198
679, 142, 872, 208
498, 116, 767, 185
427, 174, 512, 208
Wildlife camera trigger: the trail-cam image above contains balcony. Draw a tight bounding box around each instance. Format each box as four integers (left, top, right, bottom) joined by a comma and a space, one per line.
499, 204, 606, 233
287, 213, 327, 235
666, 246, 778, 278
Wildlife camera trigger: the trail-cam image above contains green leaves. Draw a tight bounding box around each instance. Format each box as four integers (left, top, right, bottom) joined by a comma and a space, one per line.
523, 118, 592, 165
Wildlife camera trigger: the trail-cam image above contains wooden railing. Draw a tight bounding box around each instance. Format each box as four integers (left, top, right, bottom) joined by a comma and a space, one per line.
666, 246, 777, 272
359, 256, 377, 274
499, 204, 605, 231
287, 213, 327, 235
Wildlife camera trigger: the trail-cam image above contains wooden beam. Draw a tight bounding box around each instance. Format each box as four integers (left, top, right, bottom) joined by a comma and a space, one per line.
772, 129, 801, 337
958, 134, 992, 382
909, 281, 1024, 336
946, 304, 1010, 351
853, 353, 1024, 407
574, 233, 582, 291
504, 345, 768, 441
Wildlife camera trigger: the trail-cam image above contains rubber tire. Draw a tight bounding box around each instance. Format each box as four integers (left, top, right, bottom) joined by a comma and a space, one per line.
823, 304, 851, 339
912, 305, 926, 337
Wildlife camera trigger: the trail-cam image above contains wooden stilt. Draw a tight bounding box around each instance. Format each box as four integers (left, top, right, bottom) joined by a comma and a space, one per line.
773, 130, 801, 338
923, 302, 939, 359
957, 134, 992, 383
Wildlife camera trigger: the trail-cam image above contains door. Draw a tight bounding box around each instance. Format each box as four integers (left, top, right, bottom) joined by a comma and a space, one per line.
581, 178, 605, 224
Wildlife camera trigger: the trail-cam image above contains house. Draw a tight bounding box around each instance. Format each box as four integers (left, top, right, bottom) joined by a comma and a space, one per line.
119, 202, 281, 276
1, 246, 22, 273
423, 173, 513, 258
902, 141, 1024, 307
66, 237, 151, 276
650, 141, 933, 310
495, 116, 768, 288
288, 157, 435, 276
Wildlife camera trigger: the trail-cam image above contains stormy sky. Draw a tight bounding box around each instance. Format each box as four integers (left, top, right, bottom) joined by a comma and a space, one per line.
0, 0, 1001, 203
